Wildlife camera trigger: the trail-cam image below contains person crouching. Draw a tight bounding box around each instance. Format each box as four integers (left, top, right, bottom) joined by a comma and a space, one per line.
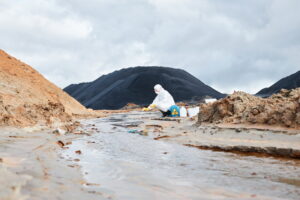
142, 84, 180, 117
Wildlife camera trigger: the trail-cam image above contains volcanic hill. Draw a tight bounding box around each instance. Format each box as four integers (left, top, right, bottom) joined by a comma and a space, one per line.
64, 66, 225, 110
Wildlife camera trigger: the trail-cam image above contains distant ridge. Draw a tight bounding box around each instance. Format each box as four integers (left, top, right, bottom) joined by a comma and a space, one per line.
64, 66, 225, 109
257, 70, 300, 97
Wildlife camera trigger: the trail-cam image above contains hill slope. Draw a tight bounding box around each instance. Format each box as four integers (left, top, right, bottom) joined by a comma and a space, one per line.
64, 66, 225, 110
257, 70, 300, 97
0, 50, 94, 127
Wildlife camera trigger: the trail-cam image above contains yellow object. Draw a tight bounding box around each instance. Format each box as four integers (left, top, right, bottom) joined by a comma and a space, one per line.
149, 104, 156, 109
172, 108, 178, 116
142, 107, 150, 111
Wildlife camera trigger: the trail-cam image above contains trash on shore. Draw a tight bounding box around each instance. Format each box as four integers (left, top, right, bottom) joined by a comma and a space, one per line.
187, 107, 200, 117
127, 129, 148, 136
204, 98, 217, 103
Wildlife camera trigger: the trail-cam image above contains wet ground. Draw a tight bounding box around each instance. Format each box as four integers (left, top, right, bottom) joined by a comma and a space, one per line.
62, 111, 300, 200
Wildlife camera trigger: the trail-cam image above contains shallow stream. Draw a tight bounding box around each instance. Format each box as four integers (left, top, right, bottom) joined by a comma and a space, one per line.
63, 112, 300, 200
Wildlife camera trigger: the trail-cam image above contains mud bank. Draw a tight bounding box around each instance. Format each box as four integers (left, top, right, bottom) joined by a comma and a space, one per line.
133, 112, 300, 159
0, 126, 108, 200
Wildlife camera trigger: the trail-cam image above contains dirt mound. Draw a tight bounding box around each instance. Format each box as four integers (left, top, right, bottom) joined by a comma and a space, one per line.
64, 66, 225, 110
0, 50, 96, 127
198, 88, 300, 128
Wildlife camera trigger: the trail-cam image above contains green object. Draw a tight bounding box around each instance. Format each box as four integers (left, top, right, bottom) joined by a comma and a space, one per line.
128, 129, 139, 133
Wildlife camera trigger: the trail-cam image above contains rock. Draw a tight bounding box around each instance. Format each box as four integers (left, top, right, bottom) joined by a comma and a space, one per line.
267, 119, 276, 125
75, 150, 82, 155
52, 130, 60, 135
56, 140, 65, 148
52, 128, 66, 135
251, 108, 260, 115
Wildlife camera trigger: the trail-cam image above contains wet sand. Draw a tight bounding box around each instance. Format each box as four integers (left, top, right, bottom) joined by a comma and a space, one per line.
139, 114, 300, 159
0, 126, 107, 200
1, 111, 300, 199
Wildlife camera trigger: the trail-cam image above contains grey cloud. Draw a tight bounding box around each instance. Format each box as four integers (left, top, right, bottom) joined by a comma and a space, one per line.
0, 0, 299, 94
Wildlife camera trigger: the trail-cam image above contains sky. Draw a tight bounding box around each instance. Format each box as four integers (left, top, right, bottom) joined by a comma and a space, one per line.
0, 0, 299, 94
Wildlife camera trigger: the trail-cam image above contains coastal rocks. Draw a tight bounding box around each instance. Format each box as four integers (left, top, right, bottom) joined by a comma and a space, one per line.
198, 88, 300, 128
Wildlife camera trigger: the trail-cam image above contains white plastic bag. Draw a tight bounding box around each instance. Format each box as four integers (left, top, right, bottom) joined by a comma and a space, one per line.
205, 98, 217, 103
187, 107, 200, 117
180, 106, 187, 117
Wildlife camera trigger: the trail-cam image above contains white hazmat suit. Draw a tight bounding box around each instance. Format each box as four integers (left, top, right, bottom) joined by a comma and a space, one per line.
150, 84, 175, 112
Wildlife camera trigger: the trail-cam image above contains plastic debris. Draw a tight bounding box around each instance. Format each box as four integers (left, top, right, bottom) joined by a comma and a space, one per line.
180, 107, 187, 117
187, 107, 200, 117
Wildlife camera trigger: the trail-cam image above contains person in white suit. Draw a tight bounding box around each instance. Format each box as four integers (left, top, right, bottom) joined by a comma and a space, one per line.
143, 84, 176, 117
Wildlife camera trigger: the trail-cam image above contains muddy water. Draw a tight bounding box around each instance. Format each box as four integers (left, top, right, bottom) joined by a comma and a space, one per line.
63, 112, 300, 200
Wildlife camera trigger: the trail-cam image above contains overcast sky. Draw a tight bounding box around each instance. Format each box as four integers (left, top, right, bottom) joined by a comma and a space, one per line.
1, 0, 299, 94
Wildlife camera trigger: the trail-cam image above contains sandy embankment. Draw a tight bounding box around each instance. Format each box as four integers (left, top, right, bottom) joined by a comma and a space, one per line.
135, 88, 300, 159
0, 50, 108, 199
137, 117, 300, 159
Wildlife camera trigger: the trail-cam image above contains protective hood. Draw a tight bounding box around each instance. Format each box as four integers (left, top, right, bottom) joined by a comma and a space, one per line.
152, 84, 175, 112
154, 84, 163, 94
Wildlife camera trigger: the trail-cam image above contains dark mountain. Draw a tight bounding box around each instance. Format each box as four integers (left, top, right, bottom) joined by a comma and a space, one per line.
64, 66, 225, 110
257, 70, 300, 97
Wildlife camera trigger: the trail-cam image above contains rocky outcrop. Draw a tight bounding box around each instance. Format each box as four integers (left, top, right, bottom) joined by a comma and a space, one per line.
198, 88, 300, 128
0, 50, 96, 127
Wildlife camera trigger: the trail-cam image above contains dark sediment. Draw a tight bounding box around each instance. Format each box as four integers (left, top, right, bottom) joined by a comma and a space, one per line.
64, 66, 225, 110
